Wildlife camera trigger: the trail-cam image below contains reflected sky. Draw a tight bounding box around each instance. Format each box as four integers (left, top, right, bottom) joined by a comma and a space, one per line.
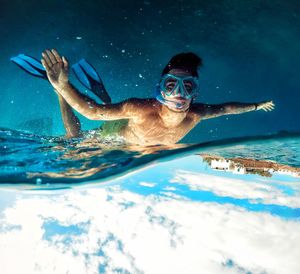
1, 154, 299, 274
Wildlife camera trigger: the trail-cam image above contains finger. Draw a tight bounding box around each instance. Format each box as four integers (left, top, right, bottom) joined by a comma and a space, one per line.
41, 58, 51, 71
42, 51, 52, 67
46, 49, 56, 64
62, 56, 69, 70
51, 49, 62, 63
266, 106, 273, 111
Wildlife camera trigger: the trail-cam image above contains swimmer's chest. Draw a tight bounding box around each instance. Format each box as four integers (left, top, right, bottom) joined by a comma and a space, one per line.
128, 113, 199, 141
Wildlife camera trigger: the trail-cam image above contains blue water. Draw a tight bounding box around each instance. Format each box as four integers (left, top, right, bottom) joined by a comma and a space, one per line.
1, 128, 299, 188
1, 1, 300, 273
1, 0, 300, 142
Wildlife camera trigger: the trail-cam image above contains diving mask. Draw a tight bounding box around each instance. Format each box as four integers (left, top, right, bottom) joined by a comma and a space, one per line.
159, 74, 199, 99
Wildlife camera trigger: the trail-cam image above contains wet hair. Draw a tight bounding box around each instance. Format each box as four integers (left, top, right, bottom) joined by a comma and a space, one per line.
162, 52, 202, 77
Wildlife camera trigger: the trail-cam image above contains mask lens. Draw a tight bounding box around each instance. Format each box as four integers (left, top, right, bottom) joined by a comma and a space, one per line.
183, 79, 198, 94
162, 76, 179, 95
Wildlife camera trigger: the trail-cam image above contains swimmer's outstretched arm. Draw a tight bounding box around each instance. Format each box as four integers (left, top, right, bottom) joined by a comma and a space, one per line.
41, 49, 139, 121
195, 101, 275, 120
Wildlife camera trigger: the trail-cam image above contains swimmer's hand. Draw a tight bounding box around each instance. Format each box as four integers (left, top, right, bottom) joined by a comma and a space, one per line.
256, 101, 275, 112
41, 49, 69, 89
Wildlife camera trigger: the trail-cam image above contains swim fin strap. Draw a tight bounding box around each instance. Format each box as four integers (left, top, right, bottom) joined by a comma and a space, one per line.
10, 54, 47, 79
72, 59, 111, 104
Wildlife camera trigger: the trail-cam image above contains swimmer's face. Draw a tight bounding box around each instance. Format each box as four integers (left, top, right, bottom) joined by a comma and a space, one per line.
160, 68, 198, 112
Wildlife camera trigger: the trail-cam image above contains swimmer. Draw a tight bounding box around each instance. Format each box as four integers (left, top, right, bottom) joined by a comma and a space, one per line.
41, 49, 274, 145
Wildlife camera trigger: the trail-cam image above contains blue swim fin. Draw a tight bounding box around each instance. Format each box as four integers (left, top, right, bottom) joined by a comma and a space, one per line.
10, 54, 47, 79
72, 59, 111, 104
11, 54, 111, 104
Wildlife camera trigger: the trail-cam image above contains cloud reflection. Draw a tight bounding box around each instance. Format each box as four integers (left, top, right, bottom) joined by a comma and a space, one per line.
1, 166, 300, 274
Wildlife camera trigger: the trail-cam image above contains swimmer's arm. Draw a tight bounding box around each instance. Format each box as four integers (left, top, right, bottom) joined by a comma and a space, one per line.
194, 101, 275, 120
41, 49, 140, 121
54, 82, 139, 120
57, 92, 82, 137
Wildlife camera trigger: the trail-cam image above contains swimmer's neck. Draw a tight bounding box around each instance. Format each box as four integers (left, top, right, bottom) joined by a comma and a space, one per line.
159, 104, 188, 127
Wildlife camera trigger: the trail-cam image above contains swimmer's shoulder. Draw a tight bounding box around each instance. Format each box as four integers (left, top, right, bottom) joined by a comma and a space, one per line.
188, 103, 207, 120
189, 102, 206, 113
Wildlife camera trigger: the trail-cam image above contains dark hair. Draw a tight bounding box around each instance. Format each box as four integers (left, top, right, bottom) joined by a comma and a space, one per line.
162, 52, 202, 77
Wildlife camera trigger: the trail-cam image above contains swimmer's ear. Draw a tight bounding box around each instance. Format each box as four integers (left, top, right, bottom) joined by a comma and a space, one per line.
62, 56, 69, 71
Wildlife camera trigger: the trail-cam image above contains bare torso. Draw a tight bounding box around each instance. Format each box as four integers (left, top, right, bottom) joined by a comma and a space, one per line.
118, 99, 201, 145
